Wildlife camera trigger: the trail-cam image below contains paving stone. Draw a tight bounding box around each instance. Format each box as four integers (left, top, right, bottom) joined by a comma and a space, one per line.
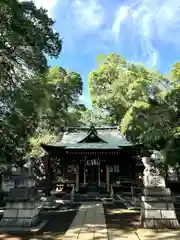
63, 203, 107, 240
108, 230, 139, 240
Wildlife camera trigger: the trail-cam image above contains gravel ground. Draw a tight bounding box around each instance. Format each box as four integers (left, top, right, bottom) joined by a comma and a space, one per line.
104, 203, 140, 231
0, 203, 80, 240
104, 202, 180, 232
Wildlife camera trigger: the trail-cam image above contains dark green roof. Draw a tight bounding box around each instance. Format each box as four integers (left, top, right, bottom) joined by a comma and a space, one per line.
45, 126, 133, 148
64, 143, 121, 149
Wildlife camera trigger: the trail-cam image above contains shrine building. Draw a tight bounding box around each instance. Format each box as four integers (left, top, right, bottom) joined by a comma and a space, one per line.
40, 125, 144, 193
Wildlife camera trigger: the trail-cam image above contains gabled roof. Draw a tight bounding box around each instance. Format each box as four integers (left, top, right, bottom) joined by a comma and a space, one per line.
46, 126, 133, 149
77, 125, 107, 143
64, 143, 121, 149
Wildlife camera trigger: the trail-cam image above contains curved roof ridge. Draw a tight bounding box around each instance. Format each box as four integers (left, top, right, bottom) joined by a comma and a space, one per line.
67, 126, 118, 131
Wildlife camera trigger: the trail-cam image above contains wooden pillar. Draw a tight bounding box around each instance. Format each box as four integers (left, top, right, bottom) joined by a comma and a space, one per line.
106, 164, 110, 192
98, 161, 101, 186
83, 162, 86, 185
76, 165, 79, 192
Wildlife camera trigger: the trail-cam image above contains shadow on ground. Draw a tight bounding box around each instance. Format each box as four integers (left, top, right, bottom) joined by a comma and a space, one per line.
0, 203, 80, 240
104, 203, 140, 230
104, 203, 180, 240
135, 229, 180, 240
0, 202, 180, 240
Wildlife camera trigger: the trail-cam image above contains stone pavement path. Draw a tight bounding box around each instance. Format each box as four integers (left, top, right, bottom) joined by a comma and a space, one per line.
63, 203, 180, 240
62, 203, 108, 240
0, 202, 180, 239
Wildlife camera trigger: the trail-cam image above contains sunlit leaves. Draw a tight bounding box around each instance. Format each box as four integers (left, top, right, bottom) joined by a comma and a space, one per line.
89, 53, 180, 165
0, 0, 61, 91
88, 53, 163, 123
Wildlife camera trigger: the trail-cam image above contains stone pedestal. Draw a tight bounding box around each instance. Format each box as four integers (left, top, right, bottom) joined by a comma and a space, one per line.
0, 201, 39, 227
141, 164, 179, 229
141, 187, 179, 228
0, 186, 47, 232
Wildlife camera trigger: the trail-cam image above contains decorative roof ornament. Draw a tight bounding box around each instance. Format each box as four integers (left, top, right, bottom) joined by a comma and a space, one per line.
90, 123, 94, 129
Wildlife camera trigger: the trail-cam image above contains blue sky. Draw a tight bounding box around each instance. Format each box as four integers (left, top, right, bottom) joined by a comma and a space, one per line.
27, 0, 180, 107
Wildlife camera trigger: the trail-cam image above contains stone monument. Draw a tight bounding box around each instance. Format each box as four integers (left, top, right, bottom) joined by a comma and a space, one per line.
140, 155, 179, 228
0, 177, 47, 233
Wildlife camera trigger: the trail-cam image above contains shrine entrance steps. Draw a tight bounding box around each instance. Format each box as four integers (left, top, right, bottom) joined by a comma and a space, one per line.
74, 184, 112, 203
87, 183, 99, 192
79, 183, 107, 194
74, 193, 112, 203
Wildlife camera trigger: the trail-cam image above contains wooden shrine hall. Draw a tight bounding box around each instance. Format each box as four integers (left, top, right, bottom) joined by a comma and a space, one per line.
41, 125, 144, 193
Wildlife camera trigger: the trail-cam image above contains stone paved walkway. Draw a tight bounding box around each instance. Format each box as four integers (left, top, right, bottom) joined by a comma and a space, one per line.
62, 203, 180, 240
62, 203, 108, 240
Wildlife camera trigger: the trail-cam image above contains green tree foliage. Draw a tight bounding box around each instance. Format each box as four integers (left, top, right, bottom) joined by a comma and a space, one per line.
89, 53, 166, 123
1, 65, 85, 163
0, 75, 49, 166
0, 0, 61, 87
77, 108, 114, 127
89, 54, 127, 122
88, 53, 180, 165
29, 67, 84, 157
120, 63, 180, 165
38, 67, 83, 134
0, 0, 61, 167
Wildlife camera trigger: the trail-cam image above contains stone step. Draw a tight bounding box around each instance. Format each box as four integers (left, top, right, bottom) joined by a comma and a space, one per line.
73, 194, 112, 203
74, 197, 101, 201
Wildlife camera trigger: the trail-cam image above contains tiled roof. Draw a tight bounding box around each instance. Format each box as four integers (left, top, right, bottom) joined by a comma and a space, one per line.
51, 126, 132, 147
64, 143, 121, 149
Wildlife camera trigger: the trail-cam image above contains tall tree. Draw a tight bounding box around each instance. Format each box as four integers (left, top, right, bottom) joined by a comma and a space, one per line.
0, 0, 62, 168
88, 53, 166, 124
89, 54, 127, 122
0, 74, 48, 167
0, 0, 61, 88
89, 53, 180, 165
40, 67, 83, 133
120, 62, 180, 165
29, 67, 84, 157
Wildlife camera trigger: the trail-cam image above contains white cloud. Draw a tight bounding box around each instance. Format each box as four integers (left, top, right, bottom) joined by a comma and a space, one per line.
20, 0, 106, 52
72, 0, 105, 33
54, 0, 106, 50
112, 6, 129, 41
111, 0, 180, 67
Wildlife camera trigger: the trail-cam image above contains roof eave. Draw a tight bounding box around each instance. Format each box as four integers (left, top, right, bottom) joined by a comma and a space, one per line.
118, 143, 144, 148
40, 143, 66, 153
